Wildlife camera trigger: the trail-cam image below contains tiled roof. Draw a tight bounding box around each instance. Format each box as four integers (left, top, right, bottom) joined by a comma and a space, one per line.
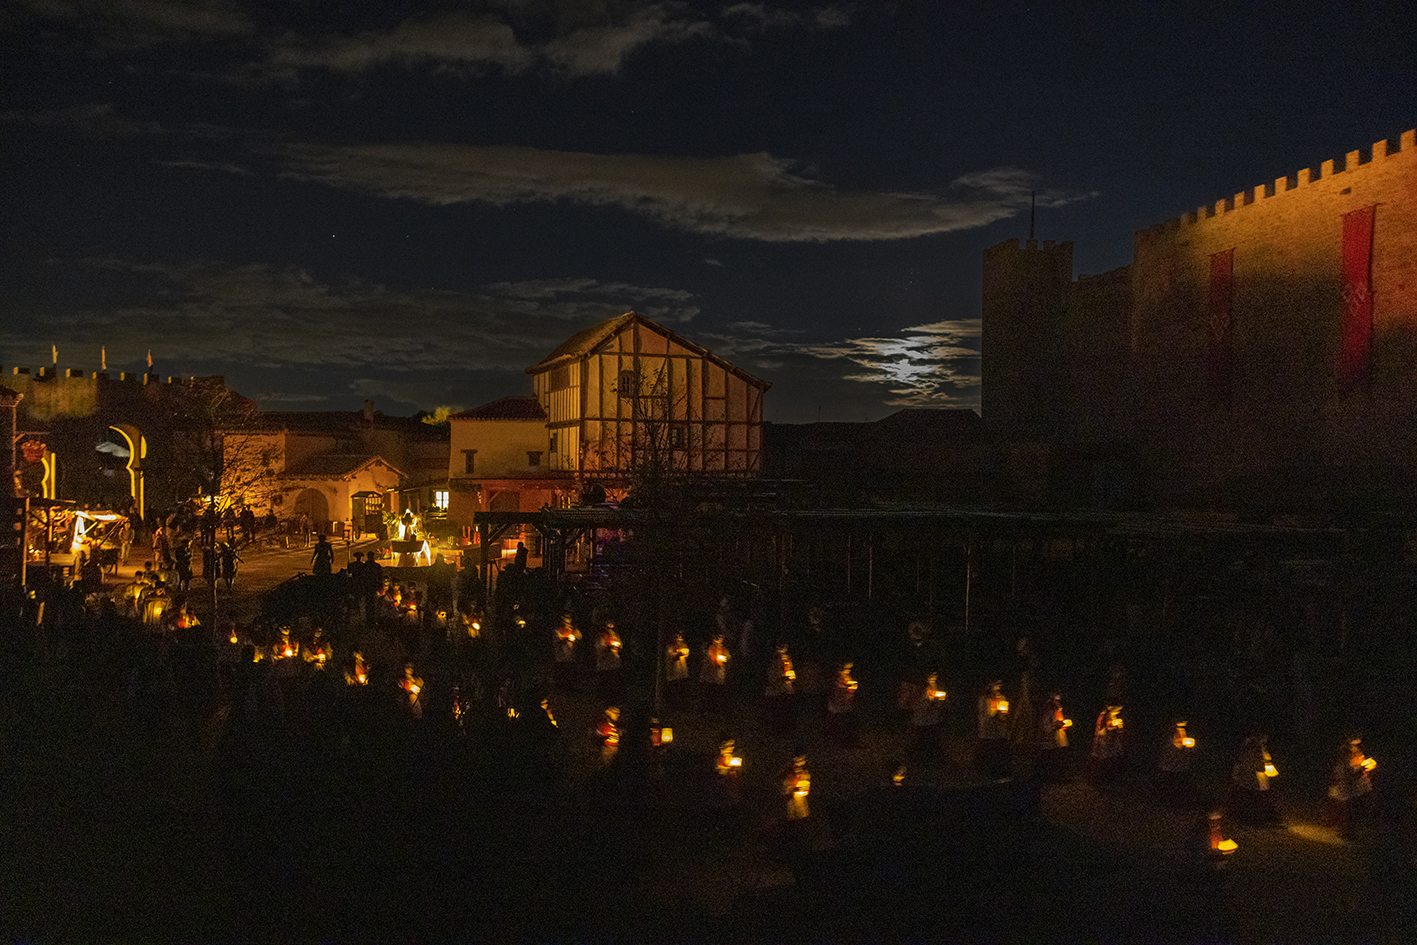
526, 311, 771, 390
278, 453, 406, 480
249, 410, 449, 441
528, 314, 635, 370
450, 396, 547, 421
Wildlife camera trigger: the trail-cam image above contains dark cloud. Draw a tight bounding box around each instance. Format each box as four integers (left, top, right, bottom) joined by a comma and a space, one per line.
13, 0, 252, 49
0, 259, 702, 384
278, 142, 1088, 242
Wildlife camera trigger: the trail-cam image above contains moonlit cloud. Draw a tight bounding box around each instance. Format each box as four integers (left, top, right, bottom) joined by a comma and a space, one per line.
708, 319, 981, 410
268, 4, 723, 79
278, 142, 1082, 242
722, 3, 852, 32
270, 14, 532, 75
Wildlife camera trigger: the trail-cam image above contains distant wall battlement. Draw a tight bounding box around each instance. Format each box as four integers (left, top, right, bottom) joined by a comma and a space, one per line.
1138, 127, 1416, 241
984, 237, 1073, 256
4, 366, 197, 386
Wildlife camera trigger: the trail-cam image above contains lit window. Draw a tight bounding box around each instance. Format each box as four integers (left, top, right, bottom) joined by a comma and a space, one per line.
527, 451, 542, 467
433, 490, 449, 509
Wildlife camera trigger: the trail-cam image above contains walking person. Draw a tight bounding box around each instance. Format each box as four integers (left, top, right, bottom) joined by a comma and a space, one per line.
219, 540, 242, 591
311, 533, 334, 577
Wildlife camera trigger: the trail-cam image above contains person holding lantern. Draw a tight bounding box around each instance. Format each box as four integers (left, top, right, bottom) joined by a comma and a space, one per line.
700, 633, 730, 713
1090, 705, 1126, 782
976, 680, 1012, 779
1158, 719, 1198, 803
1230, 733, 1281, 824
401, 663, 424, 719
1326, 735, 1376, 837
765, 642, 798, 734
826, 661, 859, 745
595, 620, 623, 701
716, 737, 744, 802
597, 706, 621, 766
1037, 692, 1073, 782
910, 672, 948, 756
553, 613, 579, 687
783, 752, 811, 822
665, 632, 690, 683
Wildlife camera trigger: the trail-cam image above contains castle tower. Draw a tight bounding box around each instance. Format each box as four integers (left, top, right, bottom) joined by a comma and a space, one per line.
981, 237, 1074, 441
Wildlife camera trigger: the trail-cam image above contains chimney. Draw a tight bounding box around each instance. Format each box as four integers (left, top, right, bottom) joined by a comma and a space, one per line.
363, 399, 374, 424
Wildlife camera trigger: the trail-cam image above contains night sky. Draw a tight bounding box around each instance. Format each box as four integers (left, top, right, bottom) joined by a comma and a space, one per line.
3, 1, 1414, 423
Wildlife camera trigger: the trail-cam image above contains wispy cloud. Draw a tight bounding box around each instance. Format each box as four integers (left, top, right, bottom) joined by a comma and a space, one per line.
267, 4, 717, 80
709, 319, 982, 409
13, 0, 253, 49
723, 3, 853, 32
269, 14, 532, 76
0, 259, 701, 382
277, 142, 1086, 242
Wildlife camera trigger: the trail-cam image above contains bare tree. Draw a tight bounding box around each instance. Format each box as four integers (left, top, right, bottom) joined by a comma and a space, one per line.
169, 380, 279, 511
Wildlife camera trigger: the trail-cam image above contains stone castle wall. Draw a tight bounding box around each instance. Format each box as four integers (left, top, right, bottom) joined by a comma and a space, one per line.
983, 126, 1417, 509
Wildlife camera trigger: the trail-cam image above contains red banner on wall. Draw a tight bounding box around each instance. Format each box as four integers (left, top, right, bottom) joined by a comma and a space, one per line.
1339, 206, 1376, 391
1208, 248, 1234, 406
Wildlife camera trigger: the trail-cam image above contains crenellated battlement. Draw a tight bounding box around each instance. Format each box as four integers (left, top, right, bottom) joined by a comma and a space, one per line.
1137, 127, 1416, 242
3, 365, 195, 386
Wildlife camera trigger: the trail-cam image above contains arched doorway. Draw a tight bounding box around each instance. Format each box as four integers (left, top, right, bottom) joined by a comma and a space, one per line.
292, 488, 330, 531
108, 424, 146, 519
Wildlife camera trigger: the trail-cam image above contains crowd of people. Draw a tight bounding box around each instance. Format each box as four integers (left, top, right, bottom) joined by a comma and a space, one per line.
6, 519, 1415, 884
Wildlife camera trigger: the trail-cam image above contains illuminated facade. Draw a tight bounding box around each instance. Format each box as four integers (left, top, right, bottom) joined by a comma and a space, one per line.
446, 396, 565, 541
983, 126, 1417, 509
528, 311, 769, 478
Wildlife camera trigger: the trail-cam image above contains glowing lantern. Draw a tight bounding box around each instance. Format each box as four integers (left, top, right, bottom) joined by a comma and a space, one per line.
717, 739, 742, 775
346, 652, 369, 686
598, 707, 621, 764
784, 755, 811, 820
1209, 812, 1238, 856
893, 765, 907, 786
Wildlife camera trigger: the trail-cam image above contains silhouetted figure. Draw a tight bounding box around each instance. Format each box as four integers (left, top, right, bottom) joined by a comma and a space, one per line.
219, 540, 242, 590
311, 534, 334, 577
174, 540, 194, 591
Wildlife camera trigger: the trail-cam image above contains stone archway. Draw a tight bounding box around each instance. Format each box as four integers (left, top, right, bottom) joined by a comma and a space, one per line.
108, 423, 146, 520
292, 487, 330, 530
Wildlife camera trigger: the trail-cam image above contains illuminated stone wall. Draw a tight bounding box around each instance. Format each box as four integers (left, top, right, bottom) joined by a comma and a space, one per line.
1129, 128, 1417, 504
983, 126, 1417, 509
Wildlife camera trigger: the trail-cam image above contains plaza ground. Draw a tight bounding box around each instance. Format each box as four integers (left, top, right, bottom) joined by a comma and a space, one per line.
2, 539, 1414, 942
